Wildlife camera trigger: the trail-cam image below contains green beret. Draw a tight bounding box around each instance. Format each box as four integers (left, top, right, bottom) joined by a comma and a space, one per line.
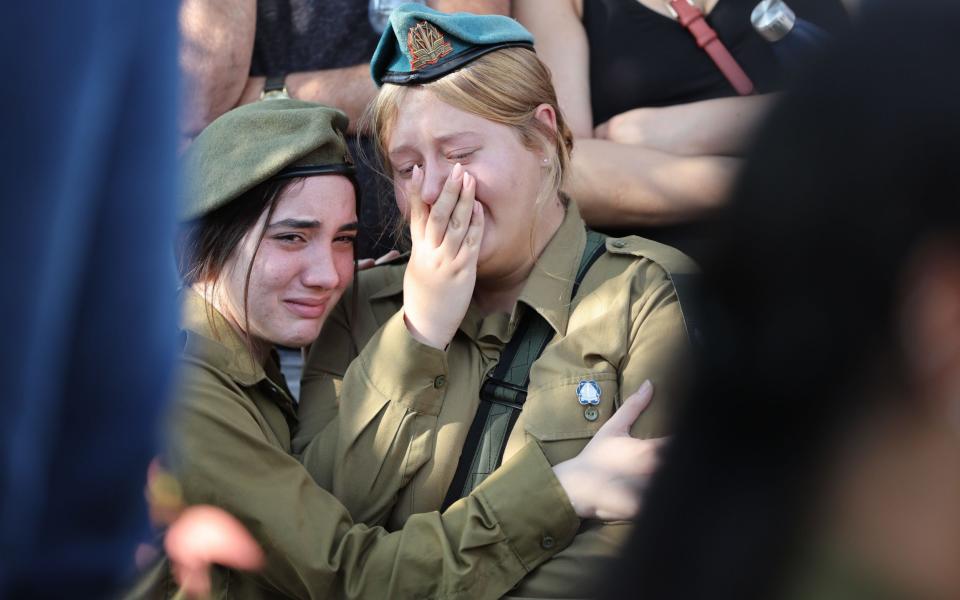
181, 99, 355, 221
370, 3, 534, 87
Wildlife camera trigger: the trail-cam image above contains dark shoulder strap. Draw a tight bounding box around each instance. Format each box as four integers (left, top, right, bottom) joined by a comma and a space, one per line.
441, 230, 606, 509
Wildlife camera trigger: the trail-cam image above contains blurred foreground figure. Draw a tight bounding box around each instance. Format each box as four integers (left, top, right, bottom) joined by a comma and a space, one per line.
606, 1, 960, 598
0, 0, 179, 596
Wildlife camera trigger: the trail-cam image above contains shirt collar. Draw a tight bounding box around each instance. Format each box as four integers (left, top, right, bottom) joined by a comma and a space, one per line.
180, 289, 268, 387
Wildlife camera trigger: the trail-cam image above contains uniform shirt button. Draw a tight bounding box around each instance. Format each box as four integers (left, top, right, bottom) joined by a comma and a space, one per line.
611, 239, 626, 248
584, 406, 600, 422
540, 535, 555, 550
433, 375, 446, 389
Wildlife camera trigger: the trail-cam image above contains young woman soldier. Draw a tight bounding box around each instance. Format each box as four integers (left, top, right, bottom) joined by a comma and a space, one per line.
297, 6, 696, 598
141, 98, 660, 598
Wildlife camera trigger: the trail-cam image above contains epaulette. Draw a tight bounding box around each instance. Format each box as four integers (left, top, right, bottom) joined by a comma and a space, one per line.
605, 235, 702, 346
604, 236, 699, 276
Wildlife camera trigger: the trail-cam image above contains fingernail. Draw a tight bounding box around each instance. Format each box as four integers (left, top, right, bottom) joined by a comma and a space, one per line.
452, 163, 463, 180
463, 172, 472, 187
473, 200, 481, 215
639, 380, 652, 395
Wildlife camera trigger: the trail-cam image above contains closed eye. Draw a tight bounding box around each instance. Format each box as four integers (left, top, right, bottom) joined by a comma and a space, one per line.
447, 148, 477, 161
395, 162, 421, 178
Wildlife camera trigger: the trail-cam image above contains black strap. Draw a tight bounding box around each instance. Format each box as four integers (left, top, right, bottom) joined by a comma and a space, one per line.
263, 73, 287, 93
441, 230, 606, 509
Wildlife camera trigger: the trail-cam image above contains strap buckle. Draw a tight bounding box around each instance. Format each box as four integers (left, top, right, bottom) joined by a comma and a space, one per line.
665, 0, 695, 20
260, 74, 290, 101
480, 376, 526, 411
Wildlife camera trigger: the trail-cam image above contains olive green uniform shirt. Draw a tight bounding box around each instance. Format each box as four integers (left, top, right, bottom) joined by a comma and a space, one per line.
298, 203, 694, 598
141, 291, 579, 599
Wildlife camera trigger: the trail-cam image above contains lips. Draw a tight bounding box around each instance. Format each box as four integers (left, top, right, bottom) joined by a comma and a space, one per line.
283, 298, 329, 319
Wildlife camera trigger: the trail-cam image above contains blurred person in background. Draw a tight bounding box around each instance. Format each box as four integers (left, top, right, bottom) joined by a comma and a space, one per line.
0, 1, 179, 596
603, 1, 960, 598
137, 98, 663, 599
514, 0, 852, 258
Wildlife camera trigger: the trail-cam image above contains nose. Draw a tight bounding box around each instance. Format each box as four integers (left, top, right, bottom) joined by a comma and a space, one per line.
419, 160, 452, 207
301, 243, 342, 290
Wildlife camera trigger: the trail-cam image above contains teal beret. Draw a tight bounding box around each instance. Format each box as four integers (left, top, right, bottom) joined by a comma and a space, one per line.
370, 3, 534, 87
181, 99, 355, 221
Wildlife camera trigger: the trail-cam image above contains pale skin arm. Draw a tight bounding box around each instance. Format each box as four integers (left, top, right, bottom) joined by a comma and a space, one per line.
565, 139, 739, 227
514, 0, 771, 227
178, 0, 257, 140
179, 1, 508, 141
594, 94, 777, 157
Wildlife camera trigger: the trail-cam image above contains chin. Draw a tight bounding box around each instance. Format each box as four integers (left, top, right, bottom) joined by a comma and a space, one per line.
273, 321, 325, 349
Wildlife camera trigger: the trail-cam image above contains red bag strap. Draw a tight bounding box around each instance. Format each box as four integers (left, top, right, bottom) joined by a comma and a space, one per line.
667, 0, 755, 96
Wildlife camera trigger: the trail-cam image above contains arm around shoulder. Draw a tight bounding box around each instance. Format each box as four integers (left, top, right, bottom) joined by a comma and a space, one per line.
169, 361, 578, 598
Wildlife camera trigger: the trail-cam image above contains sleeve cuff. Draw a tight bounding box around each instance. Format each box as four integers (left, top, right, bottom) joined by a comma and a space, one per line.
358, 310, 449, 415
473, 442, 580, 571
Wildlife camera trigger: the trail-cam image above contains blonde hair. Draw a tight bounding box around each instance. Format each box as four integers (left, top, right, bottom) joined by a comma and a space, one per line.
359, 47, 574, 243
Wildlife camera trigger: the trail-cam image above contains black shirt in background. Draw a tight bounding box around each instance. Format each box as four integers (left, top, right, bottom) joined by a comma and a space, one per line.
582, 0, 851, 261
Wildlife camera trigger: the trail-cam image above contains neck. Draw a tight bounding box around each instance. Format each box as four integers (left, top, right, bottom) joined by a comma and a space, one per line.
473, 274, 530, 316
191, 282, 271, 363
473, 197, 565, 315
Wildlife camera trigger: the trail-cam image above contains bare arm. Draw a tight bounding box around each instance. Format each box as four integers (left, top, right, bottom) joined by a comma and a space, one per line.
514, 0, 593, 137
178, 0, 257, 140
517, 0, 746, 226
235, 65, 378, 134
595, 94, 777, 157
565, 140, 739, 227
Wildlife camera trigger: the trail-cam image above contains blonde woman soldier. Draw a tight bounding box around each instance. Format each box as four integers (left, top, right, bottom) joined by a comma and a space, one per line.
297, 5, 697, 598
138, 98, 661, 598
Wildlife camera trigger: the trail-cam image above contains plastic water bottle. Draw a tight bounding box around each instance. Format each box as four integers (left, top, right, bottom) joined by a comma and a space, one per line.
369, 0, 426, 33
751, 0, 830, 72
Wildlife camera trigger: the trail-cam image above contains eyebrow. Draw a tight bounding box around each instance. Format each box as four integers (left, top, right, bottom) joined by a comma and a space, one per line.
267, 218, 320, 230
267, 219, 359, 232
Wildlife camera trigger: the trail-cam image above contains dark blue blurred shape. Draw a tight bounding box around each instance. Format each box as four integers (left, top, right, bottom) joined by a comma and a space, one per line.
0, 1, 179, 597
752, 0, 832, 72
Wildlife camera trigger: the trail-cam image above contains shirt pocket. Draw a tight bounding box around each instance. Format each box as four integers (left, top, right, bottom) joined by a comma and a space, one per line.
521, 372, 619, 465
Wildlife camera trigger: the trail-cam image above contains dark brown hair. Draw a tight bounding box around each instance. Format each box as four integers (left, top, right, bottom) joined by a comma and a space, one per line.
176, 179, 292, 345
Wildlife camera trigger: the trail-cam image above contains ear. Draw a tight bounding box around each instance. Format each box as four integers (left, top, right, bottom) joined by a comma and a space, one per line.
901, 239, 960, 414
533, 103, 558, 133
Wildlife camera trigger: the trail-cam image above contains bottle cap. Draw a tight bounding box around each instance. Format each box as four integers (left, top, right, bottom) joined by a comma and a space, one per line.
751, 0, 797, 42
